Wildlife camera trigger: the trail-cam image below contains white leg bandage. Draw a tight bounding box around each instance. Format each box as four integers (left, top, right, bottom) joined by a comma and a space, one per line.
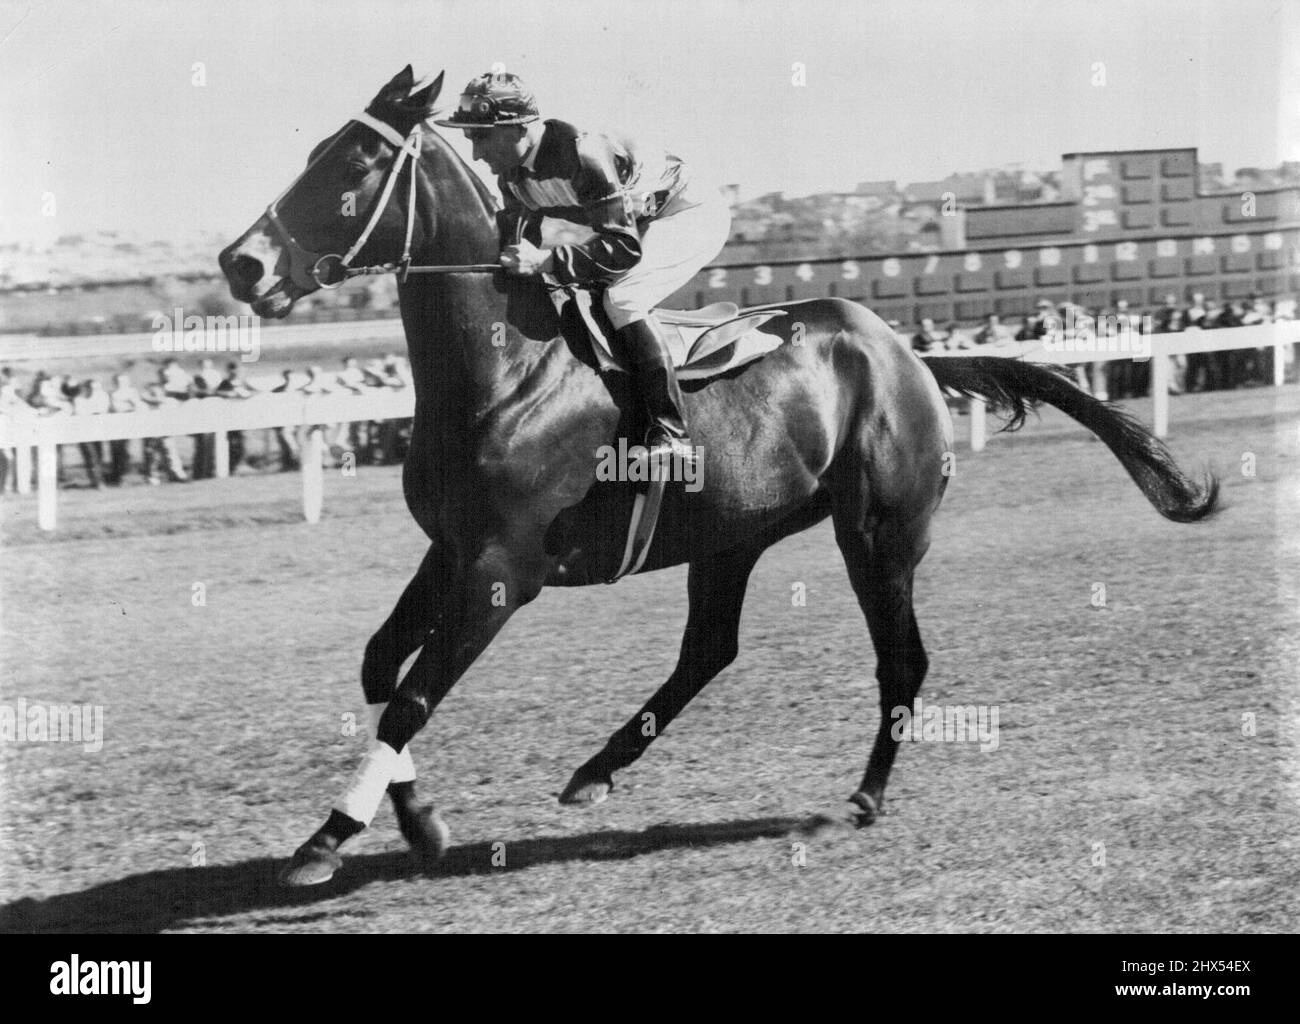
334, 741, 399, 826
369, 702, 417, 784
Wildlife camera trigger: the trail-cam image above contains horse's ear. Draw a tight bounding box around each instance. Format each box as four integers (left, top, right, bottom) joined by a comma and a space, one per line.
408, 70, 444, 116
377, 64, 415, 101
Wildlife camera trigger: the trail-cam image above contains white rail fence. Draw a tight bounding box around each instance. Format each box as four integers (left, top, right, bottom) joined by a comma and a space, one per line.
928, 321, 1297, 451
1, 322, 1295, 530
0, 390, 414, 530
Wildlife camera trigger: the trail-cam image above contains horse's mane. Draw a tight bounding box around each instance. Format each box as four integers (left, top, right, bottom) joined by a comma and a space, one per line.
366, 93, 500, 224
425, 129, 499, 219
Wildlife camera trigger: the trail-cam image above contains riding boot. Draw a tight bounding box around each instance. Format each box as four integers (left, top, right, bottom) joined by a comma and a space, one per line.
614, 317, 696, 462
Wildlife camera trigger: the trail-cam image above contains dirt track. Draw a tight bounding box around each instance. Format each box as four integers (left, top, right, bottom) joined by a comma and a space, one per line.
1, 385, 1297, 932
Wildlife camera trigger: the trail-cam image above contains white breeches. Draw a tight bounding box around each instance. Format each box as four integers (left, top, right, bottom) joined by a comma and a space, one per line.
602, 184, 732, 329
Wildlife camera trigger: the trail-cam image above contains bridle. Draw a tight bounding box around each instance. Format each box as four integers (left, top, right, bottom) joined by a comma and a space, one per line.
264, 110, 497, 291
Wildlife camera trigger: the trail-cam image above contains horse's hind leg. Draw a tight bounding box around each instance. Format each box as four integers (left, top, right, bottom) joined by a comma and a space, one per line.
560, 541, 764, 805
832, 510, 931, 825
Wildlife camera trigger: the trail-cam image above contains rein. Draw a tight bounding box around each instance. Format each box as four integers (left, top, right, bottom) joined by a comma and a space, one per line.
265, 110, 497, 290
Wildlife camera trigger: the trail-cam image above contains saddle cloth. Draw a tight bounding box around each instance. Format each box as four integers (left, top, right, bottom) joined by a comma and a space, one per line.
548, 283, 787, 380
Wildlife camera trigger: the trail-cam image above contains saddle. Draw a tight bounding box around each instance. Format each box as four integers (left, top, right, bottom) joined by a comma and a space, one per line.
549, 286, 787, 380
542, 284, 789, 586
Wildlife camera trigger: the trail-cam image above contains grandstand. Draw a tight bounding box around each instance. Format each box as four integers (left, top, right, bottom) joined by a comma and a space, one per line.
664, 147, 1300, 328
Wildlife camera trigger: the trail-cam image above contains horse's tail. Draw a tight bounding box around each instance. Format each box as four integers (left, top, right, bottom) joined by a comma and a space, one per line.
921, 355, 1219, 523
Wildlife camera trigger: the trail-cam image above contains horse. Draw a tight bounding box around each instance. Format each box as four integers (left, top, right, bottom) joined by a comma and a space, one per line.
219, 66, 1219, 885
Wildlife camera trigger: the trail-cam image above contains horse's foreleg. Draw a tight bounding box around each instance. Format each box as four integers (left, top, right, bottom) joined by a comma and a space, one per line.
358, 542, 452, 859
281, 540, 545, 886
560, 542, 763, 805
361, 542, 451, 703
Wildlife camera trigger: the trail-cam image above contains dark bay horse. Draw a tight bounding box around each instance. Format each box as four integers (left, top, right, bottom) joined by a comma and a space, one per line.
219, 67, 1218, 885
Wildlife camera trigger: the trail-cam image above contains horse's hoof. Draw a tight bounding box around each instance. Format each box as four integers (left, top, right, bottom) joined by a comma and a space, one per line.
559, 764, 613, 806
848, 791, 880, 827
279, 837, 343, 887
398, 805, 450, 867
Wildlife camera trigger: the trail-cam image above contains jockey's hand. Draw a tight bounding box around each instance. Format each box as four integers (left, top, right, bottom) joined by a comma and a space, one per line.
500, 239, 554, 276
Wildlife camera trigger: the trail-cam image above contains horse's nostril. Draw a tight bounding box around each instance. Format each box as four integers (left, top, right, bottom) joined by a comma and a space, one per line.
222, 253, 267, 300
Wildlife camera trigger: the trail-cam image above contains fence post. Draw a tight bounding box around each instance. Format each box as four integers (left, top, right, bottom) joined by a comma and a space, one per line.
1152, 337, 1170, 438
1274, 328, 1287, 387
302, 427, 324, 524
969, 397, 987, 452
16, 444, 32, 494
213, 430, 229, 478
37, 443, 58, 531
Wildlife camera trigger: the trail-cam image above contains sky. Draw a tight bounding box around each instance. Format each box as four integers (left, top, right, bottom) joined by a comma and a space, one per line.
1, 0, 1296, 247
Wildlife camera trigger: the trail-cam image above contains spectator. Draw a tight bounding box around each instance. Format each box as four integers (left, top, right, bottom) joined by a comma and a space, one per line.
1104, 299, 1148, 399
215, 362, 254, 473
301, 365, 338, 467
160, 358, 193, 400
72, 378, 109, 489
27, 373, 72, 484
302, 365, 334, 395
1215, 301, 1243, 388
1154, 293, 1187, 395
1236, 298, 1267, 386
1180, 291, 1215, 393
271, 369, 303, 471
336, 356, 366, 394
384, 353, 413, 388
1194, 300, 1234, 392
58, 372, 79, 405
1012, 300, 1054, 342
29, 374, 70, 414
911, 317, 947, 354
1067, 307, 1109, 400
0, 368, 34, 493
1156, 293, 1186, 333
362, 358, 393, 387
382, 354, 413, 464
973, 314, 1012, 346
190, 358, 222, 479
946, 326, 976, 351
140, 373, 188, 484
1047, 303, 1091, 393
334, 356, 369, 461
1277, 298, 1299, 381
361, 357, 408, 464
105, 371, 143, 485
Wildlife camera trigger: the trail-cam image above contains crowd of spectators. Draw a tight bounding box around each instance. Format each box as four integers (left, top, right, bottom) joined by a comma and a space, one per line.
2, 295, 1295, 493
898, 293, 1295, 400
0, 353, 414, 492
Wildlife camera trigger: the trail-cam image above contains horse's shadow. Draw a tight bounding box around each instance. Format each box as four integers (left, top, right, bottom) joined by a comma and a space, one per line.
0, 814, 837, 933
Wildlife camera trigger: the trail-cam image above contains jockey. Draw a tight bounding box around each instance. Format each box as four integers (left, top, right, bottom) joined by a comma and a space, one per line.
435, 71, 732, 464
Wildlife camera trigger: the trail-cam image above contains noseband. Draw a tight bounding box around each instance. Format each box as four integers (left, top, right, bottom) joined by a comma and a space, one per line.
265, 111, 497, 290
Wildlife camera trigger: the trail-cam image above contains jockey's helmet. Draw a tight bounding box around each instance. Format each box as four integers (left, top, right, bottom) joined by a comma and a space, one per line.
434, 72, 540, 129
